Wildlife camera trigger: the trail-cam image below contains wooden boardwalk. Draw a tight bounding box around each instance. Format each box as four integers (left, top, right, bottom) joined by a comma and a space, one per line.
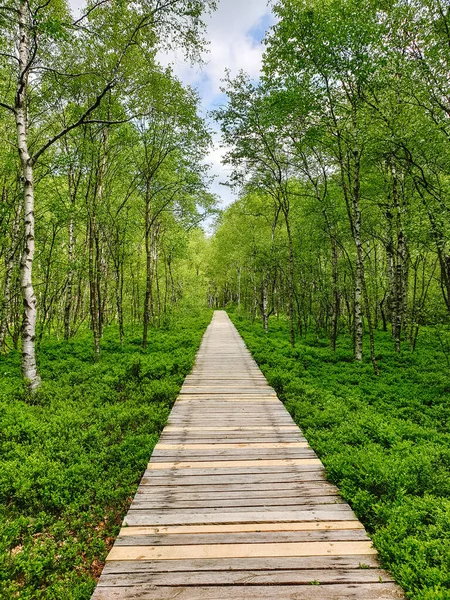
92, 311, 403, 599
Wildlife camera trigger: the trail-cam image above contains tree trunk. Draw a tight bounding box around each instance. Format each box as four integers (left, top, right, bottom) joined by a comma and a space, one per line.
380, 291, 388, 332
237, 267, 241, 309
352, 150, 377, 372
361, 265, 379, 374
114, 258, 125, 345
0, 196, 22, 353
37, 223, 58, 349
393, 230, 407, 352
283, 205, 295, 347
352, 160, 363, 362
88, 215, 100, 355
16, 1, 41, 390
261, 276, 269, 333
95, 232, 104, 338
143, 188, 152, 349
64, 214, 75, 340
330, 238, 339, 351
391, 168, 407, 352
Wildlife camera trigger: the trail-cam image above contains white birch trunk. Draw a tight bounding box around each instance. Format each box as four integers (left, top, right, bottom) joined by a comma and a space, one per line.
352, 153, 363, 362
262, 278, 269, 333
16, 1, 41, 389
64, 215, 75, 340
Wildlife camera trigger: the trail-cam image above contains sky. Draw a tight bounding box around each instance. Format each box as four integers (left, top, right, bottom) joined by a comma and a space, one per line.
68, 0, 275, 208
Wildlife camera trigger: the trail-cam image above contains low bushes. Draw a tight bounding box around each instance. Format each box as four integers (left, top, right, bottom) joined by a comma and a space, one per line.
0, 313, 210, 599
231, 314, 450, 599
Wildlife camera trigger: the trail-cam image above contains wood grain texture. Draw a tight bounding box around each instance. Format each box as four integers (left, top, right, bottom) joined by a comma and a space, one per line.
107, 541, 378, 561
92, 583, 403, 600
91, 311, 404, 599
147, 459, 322, 470
117, 521, 364, 536
97, 568, 394, 587
100, 555, 382, 573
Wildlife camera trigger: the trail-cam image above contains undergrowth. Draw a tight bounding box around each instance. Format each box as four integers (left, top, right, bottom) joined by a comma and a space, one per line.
0, 313, 211, 599
230, 313, 450, 600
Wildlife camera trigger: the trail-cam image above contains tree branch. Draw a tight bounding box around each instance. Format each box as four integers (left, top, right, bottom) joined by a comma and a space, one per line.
32, 81, 115, 163
72, 0, 112, 26
0, 101, 16, 114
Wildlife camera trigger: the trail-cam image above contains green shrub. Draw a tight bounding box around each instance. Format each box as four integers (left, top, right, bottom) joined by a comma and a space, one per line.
232, 315, 450, 600
0, 313, 211, 599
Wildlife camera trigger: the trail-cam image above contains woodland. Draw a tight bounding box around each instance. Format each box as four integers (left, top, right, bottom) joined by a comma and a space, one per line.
0, 0, 450, 598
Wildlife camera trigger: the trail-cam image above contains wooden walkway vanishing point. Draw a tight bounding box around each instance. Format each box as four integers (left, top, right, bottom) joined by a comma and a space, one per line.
92, 311, 404, 600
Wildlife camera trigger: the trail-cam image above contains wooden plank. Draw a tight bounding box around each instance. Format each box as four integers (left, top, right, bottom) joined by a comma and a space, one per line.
129, 500, 344, 512
115, 530, 369, 546
97, 568, 395, 587
159, 437, 306, 441
159, 437, 307, 443
140, 472, 327, 486
147, 459, 322, 470
160, 431, 304, 437
128, 506, 351, 517
168, 418, 295, 423
92, 583, 403, 600
118, 521, 364, 536
124, 509, 358, 527
135, 480, 337, 492
141, 469, 326, 484
136, 482, 339, 501
150, 452, 318, 462
107, 541, 378, 561
164, 426, 299, 431
129, 496, 344, 509
100, 555, 382, 574
169, 418, 298, 427
150, 449, 317, 458
160, 439, 306, 443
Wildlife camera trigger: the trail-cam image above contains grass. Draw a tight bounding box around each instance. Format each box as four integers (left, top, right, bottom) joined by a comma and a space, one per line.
230, 313, 450, 600
0, 312, 211, 599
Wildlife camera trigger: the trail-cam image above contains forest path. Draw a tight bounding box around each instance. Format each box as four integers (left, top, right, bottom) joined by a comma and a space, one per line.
92, 311, 403, 599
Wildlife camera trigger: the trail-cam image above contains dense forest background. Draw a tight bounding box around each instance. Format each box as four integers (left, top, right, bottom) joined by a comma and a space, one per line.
1, 0, 450, 598
2, 0, 450, 382
211, 0, 450, 370
0, 0, 217, 390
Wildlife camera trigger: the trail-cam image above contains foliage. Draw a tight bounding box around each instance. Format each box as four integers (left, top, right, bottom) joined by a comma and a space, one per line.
0, 314, 211, 599
230, 312, 450, 599
212, 0, 450, 365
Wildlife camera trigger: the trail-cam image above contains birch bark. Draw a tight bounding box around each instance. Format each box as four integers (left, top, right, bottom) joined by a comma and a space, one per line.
16, 1, 41, 389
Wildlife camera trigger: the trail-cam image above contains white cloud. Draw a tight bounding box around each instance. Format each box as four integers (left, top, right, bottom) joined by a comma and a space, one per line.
160, 0, 272, 108
160, 1, 274, 208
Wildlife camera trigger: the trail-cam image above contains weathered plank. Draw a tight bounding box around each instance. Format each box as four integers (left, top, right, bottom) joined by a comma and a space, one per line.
134, 484, 340, 498
147, 459, 323, 470
124, 509, 358, 527
117, 522, 364, 535
107, 541, 378, 561
140, 469, 326, 484
115, 530, 369, 546
100, 555, 382, 574
129, 497, 345, 511
97, 569, 395, 587
92, 583, 403, 599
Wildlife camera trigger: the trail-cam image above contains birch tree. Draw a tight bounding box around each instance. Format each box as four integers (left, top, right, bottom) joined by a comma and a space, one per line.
0, 0, 215, 389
